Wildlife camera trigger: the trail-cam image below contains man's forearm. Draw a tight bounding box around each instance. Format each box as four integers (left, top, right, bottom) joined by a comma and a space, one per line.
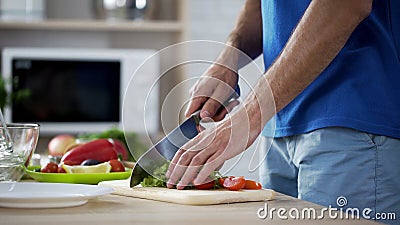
215, 0, 263, 71
228, 0, 263, 60
243, 0, 373, 139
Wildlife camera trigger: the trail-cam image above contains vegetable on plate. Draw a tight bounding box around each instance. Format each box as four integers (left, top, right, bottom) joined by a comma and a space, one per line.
48, 134, 76, 156
40, 162, 58, 173
61, 139, 118, 165
109, 159, 126, 172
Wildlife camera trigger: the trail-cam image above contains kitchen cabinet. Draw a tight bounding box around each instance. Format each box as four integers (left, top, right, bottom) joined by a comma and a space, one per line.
0, 19, 183, 32
0, 1, 188, 52
0, 0, 189, 151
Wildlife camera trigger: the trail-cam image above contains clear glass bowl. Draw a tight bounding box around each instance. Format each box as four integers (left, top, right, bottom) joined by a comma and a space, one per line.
0, 123, 40, 182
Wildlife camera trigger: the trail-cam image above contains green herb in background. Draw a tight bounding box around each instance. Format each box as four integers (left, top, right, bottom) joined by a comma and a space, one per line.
0, 76, 31, 110
0, 77, 7, 110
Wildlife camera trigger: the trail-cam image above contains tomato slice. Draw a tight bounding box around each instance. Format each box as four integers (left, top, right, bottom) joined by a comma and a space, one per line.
244, 180, 262, 190
223, 176, 246, 191
218, 178, 225, 187
194, 180, 215, 190
218, 176, 234, 187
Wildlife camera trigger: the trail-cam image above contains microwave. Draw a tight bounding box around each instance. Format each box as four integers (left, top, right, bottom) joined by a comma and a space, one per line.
1, 47, 159, 135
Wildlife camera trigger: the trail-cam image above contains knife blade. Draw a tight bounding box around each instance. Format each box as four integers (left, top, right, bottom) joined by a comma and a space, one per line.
130, 84, 241, 187
130, 113, 201, 187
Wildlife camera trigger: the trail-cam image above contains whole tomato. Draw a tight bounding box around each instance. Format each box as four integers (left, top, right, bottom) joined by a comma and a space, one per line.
109, 159, 125, 172
41, 162, 59, 173
57, 164, 66, 173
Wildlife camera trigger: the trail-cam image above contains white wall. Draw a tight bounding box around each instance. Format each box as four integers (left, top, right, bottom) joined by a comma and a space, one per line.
185, 0, 266, 181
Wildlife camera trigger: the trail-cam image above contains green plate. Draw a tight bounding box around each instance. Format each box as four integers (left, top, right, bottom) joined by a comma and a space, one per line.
25, 166, 132, 185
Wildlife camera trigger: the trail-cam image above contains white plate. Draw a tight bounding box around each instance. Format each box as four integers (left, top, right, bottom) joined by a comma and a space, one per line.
0, 182, 114, 208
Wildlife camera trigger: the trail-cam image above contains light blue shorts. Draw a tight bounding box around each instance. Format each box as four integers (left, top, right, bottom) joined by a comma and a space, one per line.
259, 127, 399, 224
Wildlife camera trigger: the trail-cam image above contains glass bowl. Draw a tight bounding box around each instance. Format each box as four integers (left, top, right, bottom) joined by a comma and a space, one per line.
0, 123, 40, 182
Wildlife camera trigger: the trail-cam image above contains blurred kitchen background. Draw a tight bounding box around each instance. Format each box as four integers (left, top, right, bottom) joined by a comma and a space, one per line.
0, 0, 265, 180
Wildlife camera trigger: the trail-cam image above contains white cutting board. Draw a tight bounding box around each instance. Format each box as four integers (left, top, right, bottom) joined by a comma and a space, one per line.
98, 179, 275, 205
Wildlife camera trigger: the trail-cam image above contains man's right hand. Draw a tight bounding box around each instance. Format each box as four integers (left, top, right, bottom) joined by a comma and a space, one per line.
185, 64, 240, 121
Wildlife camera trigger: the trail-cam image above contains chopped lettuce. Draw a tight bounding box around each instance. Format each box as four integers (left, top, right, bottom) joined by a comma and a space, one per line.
139, 164, 225, 189
140, 163, 168, 187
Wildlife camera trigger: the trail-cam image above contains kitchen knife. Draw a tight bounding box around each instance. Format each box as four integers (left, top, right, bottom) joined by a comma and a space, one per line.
130, 113, 201, 187
130, 84, 241, 187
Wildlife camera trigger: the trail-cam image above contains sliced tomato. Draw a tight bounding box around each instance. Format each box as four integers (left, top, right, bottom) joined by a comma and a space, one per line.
244, 180, 262, 190
218, 178, 225, 187
218, 176, 234, 187
194, 180, 215, 190
223, 176, 246, 191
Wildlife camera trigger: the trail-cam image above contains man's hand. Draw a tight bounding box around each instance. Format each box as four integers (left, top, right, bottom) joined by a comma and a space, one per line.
166, 106, 259, 189
185, 0, 263, 121
185, 64, 240, 121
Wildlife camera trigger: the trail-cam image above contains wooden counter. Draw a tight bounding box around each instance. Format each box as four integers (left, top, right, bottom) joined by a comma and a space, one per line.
0, 192, 380, 225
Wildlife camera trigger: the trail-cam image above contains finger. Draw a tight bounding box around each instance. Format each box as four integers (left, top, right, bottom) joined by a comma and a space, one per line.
167, 150, 198, 187
185, 96, 208, 117
193, 147, 226, 185
166, 149, 185, 180
181, 132, 206, 153
212, 100, 240, 121
215, 163, 224, 172
200, 98, 222, 119
226, 99, 240, 112
176, 164, 201, 189
211, 110, 226, 122
200, 84, 233, 119
167, 137, 201, 188
177, 143, 219, 188
166, 151, 185, 189
193, 156, 223, 185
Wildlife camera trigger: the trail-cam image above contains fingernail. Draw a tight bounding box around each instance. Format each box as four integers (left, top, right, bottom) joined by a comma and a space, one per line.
193, 178, 200, 185
200, 110, 211, 118
177, 183, 185, 190
167, 179, 172, 186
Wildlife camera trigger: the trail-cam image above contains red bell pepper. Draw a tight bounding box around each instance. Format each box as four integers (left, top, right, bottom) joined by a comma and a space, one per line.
61, 139, 118, 165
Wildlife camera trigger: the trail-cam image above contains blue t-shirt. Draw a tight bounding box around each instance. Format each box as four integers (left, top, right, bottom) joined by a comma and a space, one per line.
261, 0, 400, 138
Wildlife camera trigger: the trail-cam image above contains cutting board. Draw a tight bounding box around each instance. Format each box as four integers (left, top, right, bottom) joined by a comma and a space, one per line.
98, 179, 275, 205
